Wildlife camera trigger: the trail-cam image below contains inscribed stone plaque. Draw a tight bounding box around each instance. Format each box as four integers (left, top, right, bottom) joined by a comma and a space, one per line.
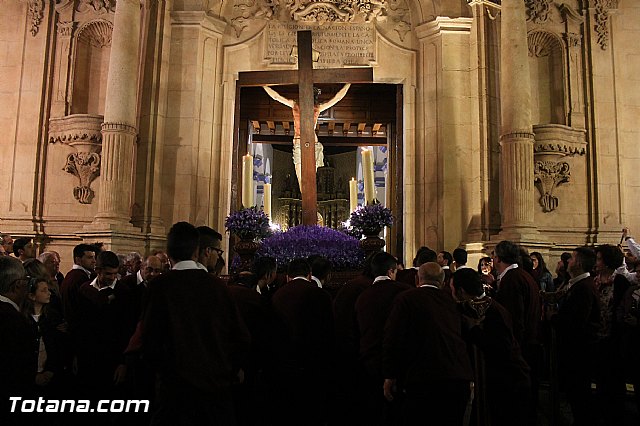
265, 22, 375, 67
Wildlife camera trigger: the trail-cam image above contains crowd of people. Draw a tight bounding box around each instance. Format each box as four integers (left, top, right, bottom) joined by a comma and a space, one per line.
1, 225, 640, 425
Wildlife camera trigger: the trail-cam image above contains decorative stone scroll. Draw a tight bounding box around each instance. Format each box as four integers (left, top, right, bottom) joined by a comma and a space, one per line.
594, 0, 616, 50
48, 115, 103, 204
528, 30, 562, 58
534, 161, 570, 212
265, 22, 375, 66
77, 20, 113, 47
525, 0, 552, 24
27, 0, 45, 36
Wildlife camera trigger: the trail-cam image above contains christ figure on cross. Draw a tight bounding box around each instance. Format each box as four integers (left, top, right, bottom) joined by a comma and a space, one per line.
263, 83, 351, 188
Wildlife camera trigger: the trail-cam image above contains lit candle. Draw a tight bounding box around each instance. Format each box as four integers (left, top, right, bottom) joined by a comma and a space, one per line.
263, 183, 272, 219
361, 148, 376, 205
349, 177, 357, 212
242, 154, 254, 208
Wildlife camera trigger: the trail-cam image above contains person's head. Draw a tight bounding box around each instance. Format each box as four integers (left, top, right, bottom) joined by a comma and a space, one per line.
557, 252, 572, 275
414, 246, 437, 267
477, 256, 492, 275
437, 251, 453, 267
1, 234, 14, 254
519, 247, 533, 273
117, 253, 128, 276
73, 244, 97, 271
38, 252, 60, 278
95, 251, 120, 288
254, 256, 277, 286
0, 256, 27, 306
309, 255, 332, 283
22, 259, 49, 283
453, 248, 468, 267
123, 252, 142, 275
452, 268, 484, 300
140, 256, 163, 283
568, 247, 596, 278
493, 241, 520, 273
370, 252, 398, 280
0, 244, 6, 257
196, 226, 223, 272
152, 250, 171, 272
167, 222, 200, 263
594, 244, 624, 273
23, 276, 51, 314
287, 258, 311, 281
530, 252, 548, 272
13, 238, 35, 260
417, 262, 444, 288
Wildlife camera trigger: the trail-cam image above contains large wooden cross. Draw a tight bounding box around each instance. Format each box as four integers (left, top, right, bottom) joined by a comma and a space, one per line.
238, 31, 373, 225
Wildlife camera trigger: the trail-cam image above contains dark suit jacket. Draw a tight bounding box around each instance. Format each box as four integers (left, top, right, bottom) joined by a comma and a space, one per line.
76, 281, 137, 369
119, 273, 147, 320
142, 269, 251, 393
552, 276, 601, 353
271, 278, 335, 369
355, 279, 411, 377
383, 286, 473, 386
333, 274, 373, 360
0, 301, 35, 400
495, 267, 542, 347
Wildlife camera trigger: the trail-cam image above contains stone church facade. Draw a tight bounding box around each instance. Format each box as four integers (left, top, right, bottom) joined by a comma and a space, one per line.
1, 0, 638, 266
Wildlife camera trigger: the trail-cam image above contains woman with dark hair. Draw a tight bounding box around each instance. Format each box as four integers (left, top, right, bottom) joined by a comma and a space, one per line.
22, 276, 62, 393
530, 252, 555, 292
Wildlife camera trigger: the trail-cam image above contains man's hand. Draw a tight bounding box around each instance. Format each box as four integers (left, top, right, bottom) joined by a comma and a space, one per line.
383, 378, 396, 402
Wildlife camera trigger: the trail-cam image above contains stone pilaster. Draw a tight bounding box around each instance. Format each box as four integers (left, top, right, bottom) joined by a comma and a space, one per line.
89, 0, 141, 230
497, 0, 540, 242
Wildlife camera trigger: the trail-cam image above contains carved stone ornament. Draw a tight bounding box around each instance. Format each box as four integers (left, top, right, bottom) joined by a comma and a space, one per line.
77, 20, 113, 47
528, 30, 562, 58
594, 0, 616, 50
533, 124, 587, 157
64, 152, 101, 204
48, 115, 103, 204
27, 0, 45, 36
76, 0, 116, 14
534, 161, 570, 212
230, 0, 388, 35
525, 0, 552, 24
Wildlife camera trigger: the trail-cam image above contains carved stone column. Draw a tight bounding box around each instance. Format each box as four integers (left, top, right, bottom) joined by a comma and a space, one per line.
91, 0, 141, 229
498, 0, 539, 241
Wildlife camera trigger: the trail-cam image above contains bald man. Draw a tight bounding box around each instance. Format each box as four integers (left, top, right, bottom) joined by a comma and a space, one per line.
383, 262, 473, 426
120, 255, 163, 320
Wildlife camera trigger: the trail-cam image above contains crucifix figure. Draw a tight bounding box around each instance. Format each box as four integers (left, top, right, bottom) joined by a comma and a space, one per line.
238, 30, 373, 225
263, 83, 351, 189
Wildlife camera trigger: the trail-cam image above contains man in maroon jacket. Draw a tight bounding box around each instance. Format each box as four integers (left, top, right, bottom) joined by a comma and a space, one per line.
551, 247, 601, 426
61, 243, 97, 329
76, 250, 136, 401
355, 252, 411, 425
493, 240, 542, 424
383, 262, 473, 426
142, 222, 250, 426
270, 258, 334, 426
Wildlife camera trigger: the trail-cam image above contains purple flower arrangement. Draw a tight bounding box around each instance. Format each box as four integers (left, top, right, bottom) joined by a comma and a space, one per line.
258, 225, 365, 271
225, 207, 272, 241
349, 202, 394, 236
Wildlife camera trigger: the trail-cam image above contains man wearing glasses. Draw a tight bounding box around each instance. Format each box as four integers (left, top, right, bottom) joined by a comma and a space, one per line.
196, 226, 224, 275
0, 256, 34, 421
